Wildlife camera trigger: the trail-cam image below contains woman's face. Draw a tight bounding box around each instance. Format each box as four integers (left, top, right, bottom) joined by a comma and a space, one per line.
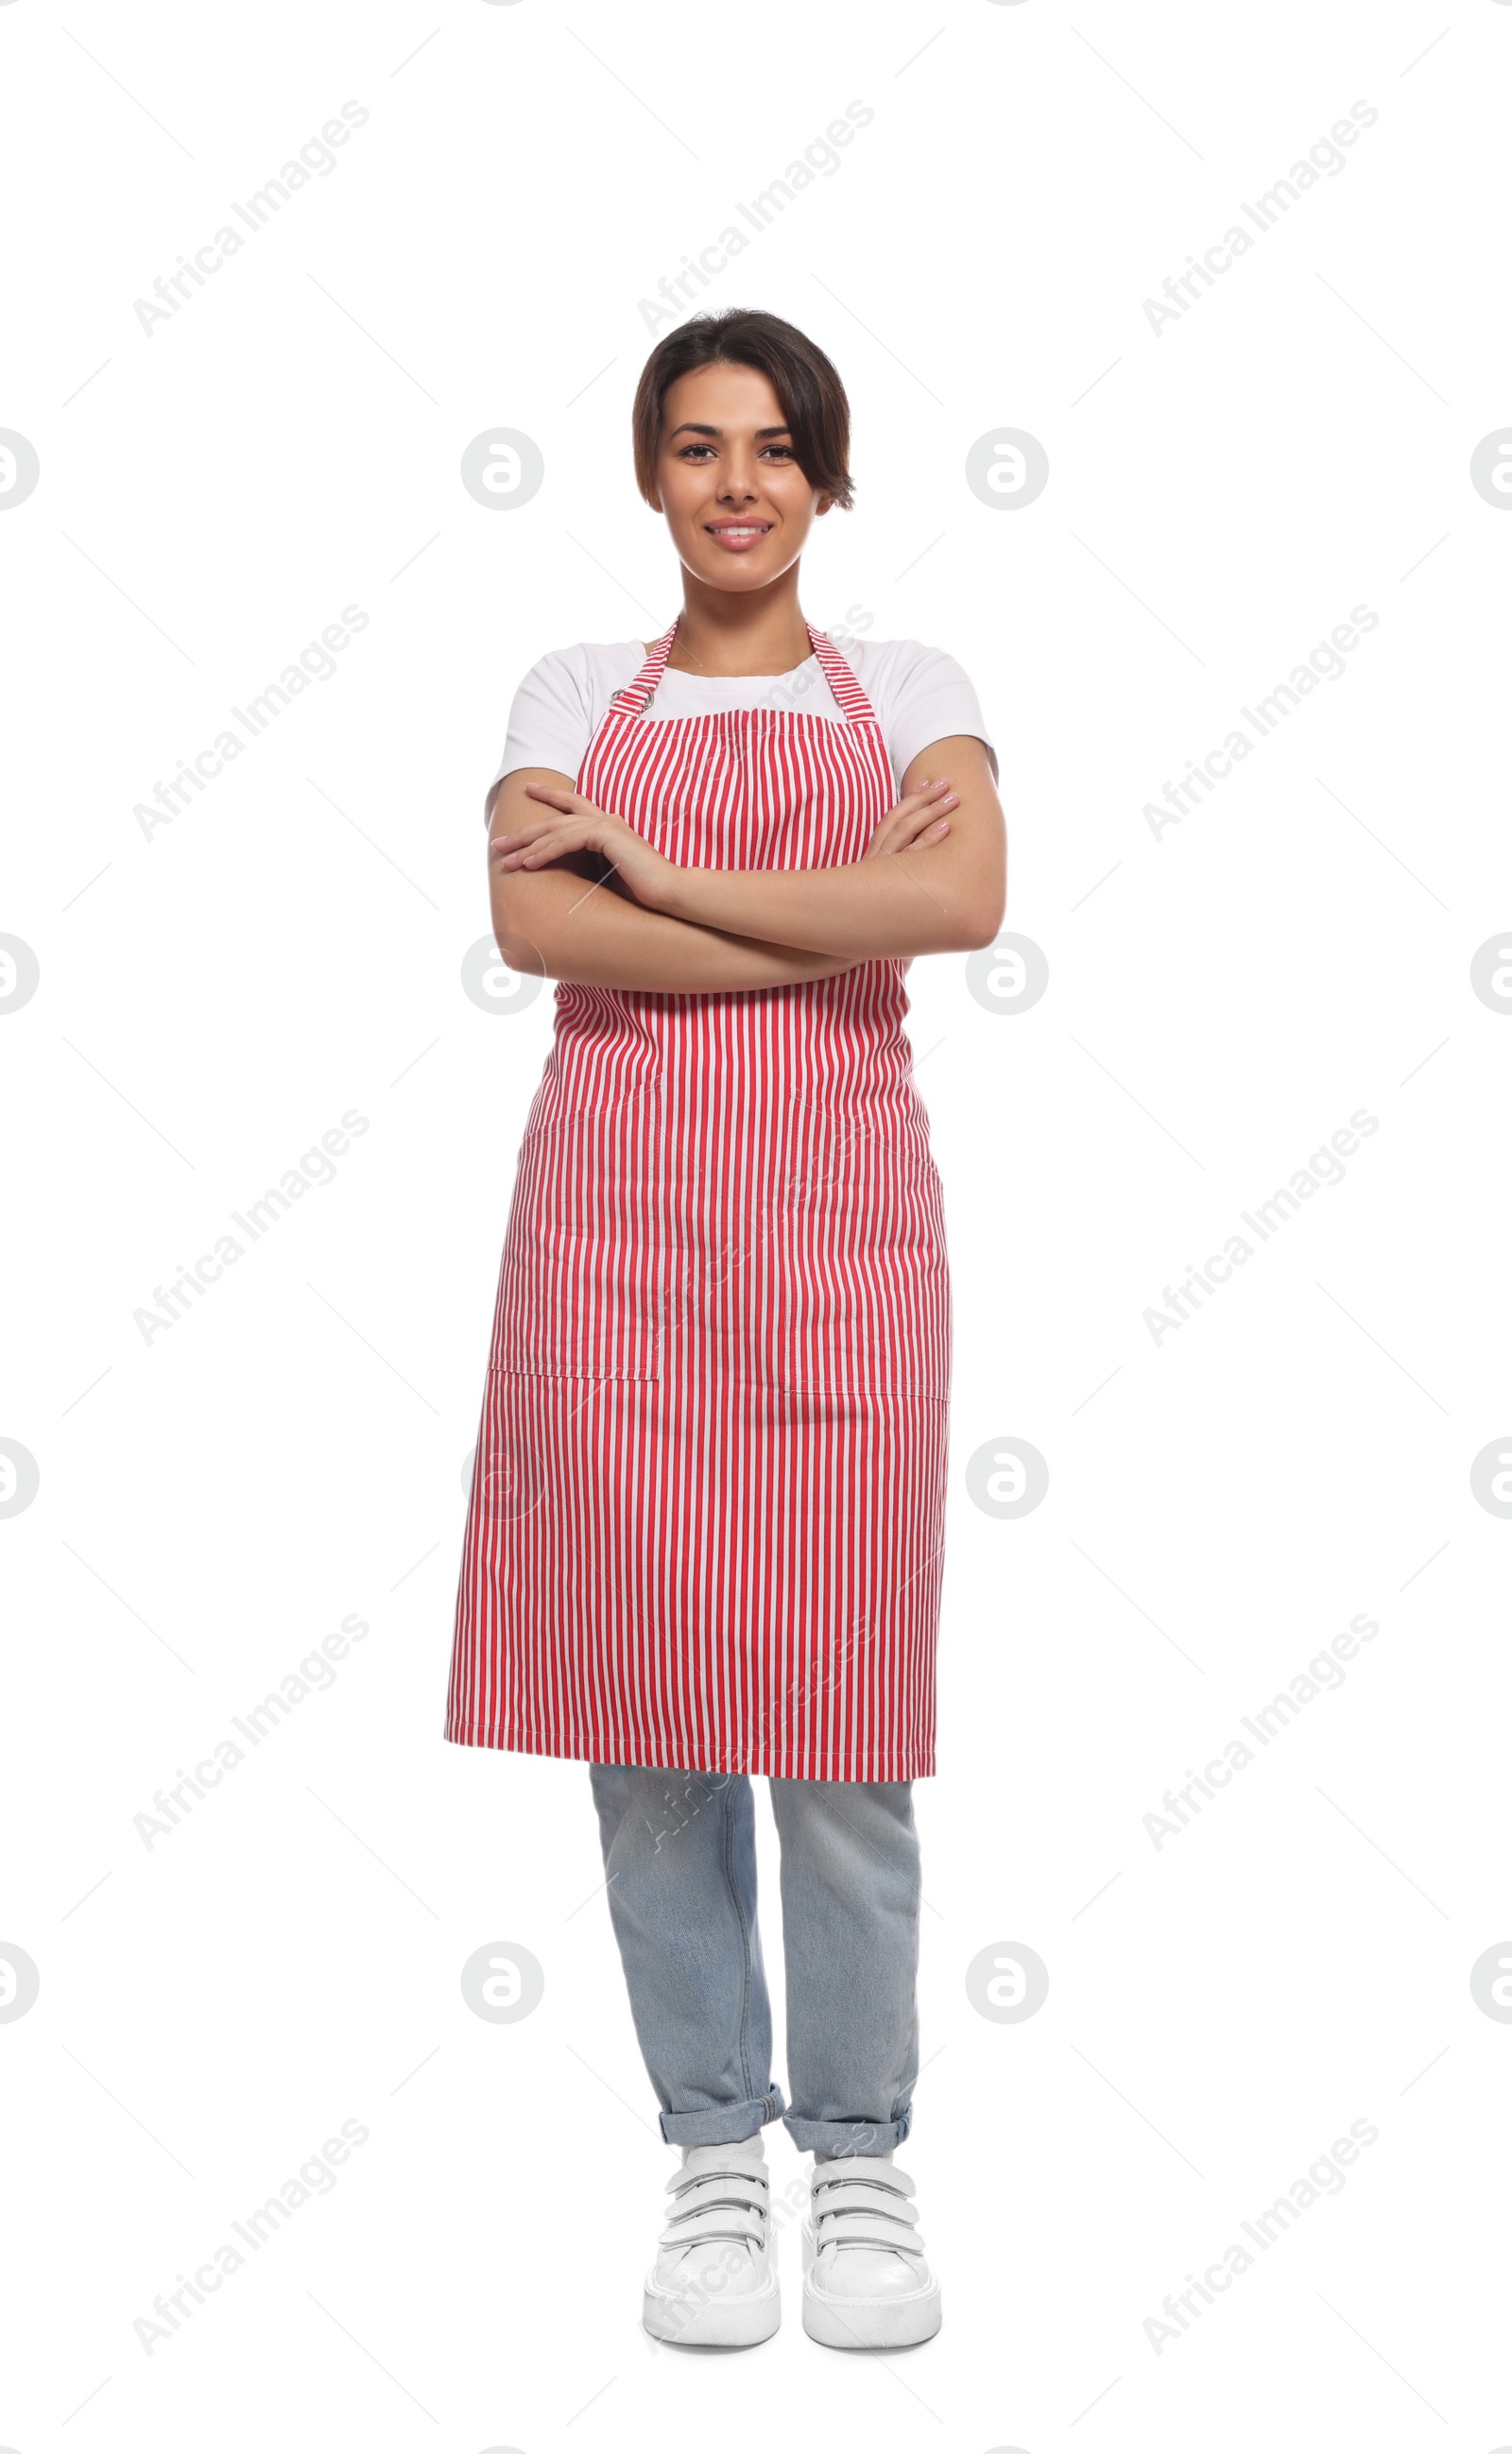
649, 359, 831, 592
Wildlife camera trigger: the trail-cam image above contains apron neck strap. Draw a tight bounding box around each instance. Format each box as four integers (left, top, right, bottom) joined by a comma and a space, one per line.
610, 617, 681, 717
610, 615, 878, 724
805, 625, 876, 723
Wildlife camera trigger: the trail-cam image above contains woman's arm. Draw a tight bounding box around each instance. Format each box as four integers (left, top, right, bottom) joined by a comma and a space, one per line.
498, 737, 1006, 961
660, 736, 1005, 956
490, 769, 864, 992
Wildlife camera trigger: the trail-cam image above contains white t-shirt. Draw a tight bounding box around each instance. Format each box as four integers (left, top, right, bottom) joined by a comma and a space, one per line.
484, 635, 997, 820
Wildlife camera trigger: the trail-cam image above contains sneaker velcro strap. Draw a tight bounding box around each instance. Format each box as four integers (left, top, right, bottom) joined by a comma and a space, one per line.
663, 2185, 768, 2248
659, 2213, 766, 2252
667, 2175, 768, 2220
814, 2208, 926, 2257
669, 2162, 769, 2199
664, 2198, 766, 2238
811, 2182, 919, 2223
813, 2157, 914, 2196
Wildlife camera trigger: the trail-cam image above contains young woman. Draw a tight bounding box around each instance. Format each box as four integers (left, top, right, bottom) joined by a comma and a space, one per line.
447, 308, 1005, 2352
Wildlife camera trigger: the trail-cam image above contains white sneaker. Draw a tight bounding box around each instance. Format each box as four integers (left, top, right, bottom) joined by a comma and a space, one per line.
802, 2153, 942, 2348
642, 2137, 780, 2348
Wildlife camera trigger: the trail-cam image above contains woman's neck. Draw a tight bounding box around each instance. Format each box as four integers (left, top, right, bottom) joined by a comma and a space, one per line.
662, 577, 813, 678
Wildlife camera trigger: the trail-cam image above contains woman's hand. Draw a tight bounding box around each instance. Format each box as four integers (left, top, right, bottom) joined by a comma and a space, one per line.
862, 778, 957, 860
493, 781, 677, 910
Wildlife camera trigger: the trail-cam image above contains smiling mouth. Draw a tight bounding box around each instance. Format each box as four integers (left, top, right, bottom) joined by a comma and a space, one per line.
705, 521, 773, 549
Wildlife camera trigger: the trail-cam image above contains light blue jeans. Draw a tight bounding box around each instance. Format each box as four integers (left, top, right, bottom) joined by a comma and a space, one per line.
588, 1763, 921, 2155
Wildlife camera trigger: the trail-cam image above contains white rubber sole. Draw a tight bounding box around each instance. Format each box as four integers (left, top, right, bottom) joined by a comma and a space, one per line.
643, 2268, 781, 2348
800, 2228, 942, 2349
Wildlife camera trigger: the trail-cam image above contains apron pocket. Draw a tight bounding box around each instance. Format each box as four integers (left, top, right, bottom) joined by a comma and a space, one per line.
766, 1150, 953, 1399
777, 1314, 952, 1398
490, 1229, 663, 1381
491, 1111, 664, 1381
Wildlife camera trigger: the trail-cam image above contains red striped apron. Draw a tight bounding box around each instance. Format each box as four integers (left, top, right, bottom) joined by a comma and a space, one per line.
445, 618, 951, 1780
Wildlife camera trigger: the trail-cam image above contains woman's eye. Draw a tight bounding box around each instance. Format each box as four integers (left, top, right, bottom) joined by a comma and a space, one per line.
674, 442, 795, 461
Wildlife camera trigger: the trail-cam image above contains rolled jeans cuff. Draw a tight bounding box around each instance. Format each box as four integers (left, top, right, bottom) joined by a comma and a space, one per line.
659, 2085, 787, 2147
782, 2107, 912, 2156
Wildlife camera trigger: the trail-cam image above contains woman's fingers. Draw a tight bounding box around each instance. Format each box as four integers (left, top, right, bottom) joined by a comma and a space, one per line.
865, 781, 958, 855
495, 812, 644, 871
495, 796, 613, 856
492, 825, 558, 856
494, 819, 592, 867
900, 786, 957, 839
903, 781, 958, 819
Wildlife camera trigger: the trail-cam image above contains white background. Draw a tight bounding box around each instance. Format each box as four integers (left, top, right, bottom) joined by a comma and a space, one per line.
4, 0, 1511, 2445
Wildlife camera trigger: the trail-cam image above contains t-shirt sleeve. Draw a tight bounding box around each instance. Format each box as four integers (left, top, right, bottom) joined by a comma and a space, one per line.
482, 645, 599, 822
880, 643, 999, 788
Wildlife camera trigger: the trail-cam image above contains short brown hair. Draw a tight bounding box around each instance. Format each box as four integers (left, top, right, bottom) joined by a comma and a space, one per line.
631, 309, 853, 512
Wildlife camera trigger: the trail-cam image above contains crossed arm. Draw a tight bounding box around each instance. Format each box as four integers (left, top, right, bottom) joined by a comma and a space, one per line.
488, 735, 1006, 993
